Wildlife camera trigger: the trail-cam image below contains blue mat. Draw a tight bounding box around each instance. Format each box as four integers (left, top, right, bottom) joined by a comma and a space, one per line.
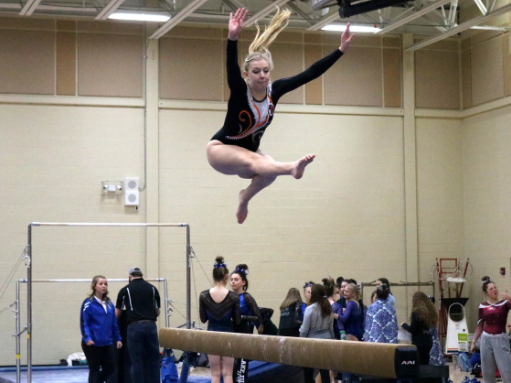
0, 361, 303, 383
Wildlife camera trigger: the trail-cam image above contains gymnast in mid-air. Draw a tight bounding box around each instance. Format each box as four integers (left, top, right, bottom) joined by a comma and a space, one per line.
207, 8, 353, 224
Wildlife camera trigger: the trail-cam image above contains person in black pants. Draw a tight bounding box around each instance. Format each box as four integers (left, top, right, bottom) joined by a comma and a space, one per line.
401, 291, 437, 364
278, 288, 303, 337
115, 267, 161, 383
80, 275, 122, 383
230, 264, 262, 383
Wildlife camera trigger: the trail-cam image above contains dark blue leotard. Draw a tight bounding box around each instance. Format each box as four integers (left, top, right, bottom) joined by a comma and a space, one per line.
338, 300, 364, 340
199, 290, 240, 332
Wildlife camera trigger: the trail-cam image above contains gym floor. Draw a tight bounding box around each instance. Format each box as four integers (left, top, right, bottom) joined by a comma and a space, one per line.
0, 362, 479, 383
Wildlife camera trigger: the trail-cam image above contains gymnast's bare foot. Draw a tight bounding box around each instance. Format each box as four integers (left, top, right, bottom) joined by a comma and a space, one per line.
237, 189, 249, 224
291, 154, 315, 179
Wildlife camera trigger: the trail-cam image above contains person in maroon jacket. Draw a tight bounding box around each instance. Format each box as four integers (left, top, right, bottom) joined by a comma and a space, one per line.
471, 276, 511, 383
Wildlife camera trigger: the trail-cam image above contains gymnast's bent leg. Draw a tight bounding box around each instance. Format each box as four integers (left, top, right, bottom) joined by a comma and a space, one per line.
207, 141, 314, 180
207, 141, 314, 223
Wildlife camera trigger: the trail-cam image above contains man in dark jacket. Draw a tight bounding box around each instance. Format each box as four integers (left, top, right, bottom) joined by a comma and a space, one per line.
115, 267, 161, 383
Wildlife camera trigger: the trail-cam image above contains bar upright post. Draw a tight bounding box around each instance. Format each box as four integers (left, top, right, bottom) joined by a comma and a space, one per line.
27, 224, 32, 383
15, 280, 21, 383
186, 224, 191, 329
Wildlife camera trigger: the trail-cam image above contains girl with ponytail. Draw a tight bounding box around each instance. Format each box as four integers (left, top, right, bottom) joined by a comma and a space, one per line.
300, 284, 334, 383
230, 264, 263, 383
470, 276, 511, 383
199, 257, 241, 383
207, 8, 353, 224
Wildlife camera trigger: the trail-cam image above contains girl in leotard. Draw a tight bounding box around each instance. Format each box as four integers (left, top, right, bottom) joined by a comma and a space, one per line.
230, 264, 262, 383
338, 283, 364, 341
471, 276, 511, 383
199, 257, 241, 383
207, 8, 353, 224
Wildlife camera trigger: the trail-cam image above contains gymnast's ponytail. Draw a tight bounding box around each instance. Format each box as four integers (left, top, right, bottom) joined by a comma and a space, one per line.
322, 277, 335, 297
243, 8, 291, 72
376, 284, 390, 300
213, 256, 229, 282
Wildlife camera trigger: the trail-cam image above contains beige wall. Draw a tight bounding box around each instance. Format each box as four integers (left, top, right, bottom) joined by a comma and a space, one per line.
159, 26, 402, 107
159, 108, 407, 323
459, 3, 511, 108
415, 40, 460, 110
0, 104, 147, 364
416, 118, 463, 288
0, 17, 511, 367
0, 18, 144, 98
461, 104, 511, 323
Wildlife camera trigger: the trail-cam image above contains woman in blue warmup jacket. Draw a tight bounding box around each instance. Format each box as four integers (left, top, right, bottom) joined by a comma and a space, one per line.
80, 275, 122, 383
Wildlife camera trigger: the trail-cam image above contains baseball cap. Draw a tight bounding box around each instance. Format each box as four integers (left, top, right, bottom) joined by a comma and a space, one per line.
129, 266, 143, 275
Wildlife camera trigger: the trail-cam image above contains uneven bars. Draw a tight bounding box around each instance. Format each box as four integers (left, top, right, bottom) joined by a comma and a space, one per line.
19, 278, 167, 283
31, 222, 188, 227
26, 222, 191, 383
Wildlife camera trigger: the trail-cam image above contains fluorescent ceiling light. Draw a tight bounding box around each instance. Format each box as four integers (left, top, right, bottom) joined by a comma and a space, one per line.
321, 24, 381, 33
470, 25, 509, 31
108, 12, 170, 22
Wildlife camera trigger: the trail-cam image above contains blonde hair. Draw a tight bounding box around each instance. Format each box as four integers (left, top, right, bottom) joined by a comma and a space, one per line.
88, 275, 110, 304
244, 8, 291, 72
345, 283, 359, 300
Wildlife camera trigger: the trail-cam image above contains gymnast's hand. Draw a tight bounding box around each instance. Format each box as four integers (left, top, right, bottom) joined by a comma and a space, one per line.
340, 23, 353, 53
228, 8, 248, 41
501, 290, 510, 300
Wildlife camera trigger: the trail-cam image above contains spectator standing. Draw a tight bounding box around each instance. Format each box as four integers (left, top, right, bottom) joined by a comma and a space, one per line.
115, 267, 161, 383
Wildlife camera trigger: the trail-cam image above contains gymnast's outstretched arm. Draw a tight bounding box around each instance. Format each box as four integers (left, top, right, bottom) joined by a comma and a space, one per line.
271, 24, 353, 99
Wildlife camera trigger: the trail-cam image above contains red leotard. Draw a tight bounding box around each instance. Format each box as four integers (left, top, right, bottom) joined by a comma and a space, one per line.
477, 300, 511, 334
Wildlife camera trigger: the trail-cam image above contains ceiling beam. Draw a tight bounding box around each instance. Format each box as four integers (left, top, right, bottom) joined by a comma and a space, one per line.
472, 0, 487, 15
375, 0, 454, 34
95, 0, 125, 20
244, 0, 291, 27
406, 1, 511, 51
149, 0, 210, 39
19, 0, 43, 16
287, 2, 314, 25
306, 10, 339, 31
420, 13, 448, 32
220, 0, 238, 12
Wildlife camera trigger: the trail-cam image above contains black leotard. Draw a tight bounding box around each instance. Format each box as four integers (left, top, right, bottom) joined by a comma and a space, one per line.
211, 39, 344, 152
199, 290, 241, 332
236, 292, 262, 334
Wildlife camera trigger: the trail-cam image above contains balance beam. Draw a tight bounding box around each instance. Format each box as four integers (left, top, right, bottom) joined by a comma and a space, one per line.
159, 328, 419, 379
